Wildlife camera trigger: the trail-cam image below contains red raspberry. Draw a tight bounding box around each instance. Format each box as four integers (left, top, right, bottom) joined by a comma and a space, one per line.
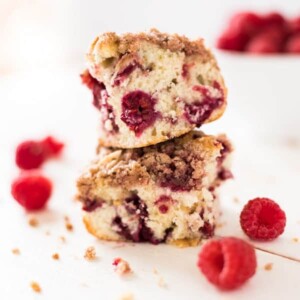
216, 12, 263, 51
262, 12, 286, 28
197, 237, 256, 290
15, 136, 64, 170
289, 16, 300, 34
11, 172, 52, 210
285, 33, 300, 53
15, 140, 46, 170
216, 29, 248, 51
246, 32, 281, 54
240, 198, 286, 241
41, 136, 64, 157
229, 12, 264, 37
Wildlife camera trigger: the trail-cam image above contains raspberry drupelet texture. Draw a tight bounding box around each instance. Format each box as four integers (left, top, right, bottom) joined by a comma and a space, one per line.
285, 33, 300, 53
41, 136, 64, 157
240, 197, 286, 241
11, 172, 52, 210
15, 136, 64, 170
216, 11, 300, 54
15, 140, 45, 170
197, 237, 257, 290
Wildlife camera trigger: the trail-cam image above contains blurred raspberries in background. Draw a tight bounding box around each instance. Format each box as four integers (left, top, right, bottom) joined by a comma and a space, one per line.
216, 12, 300, 54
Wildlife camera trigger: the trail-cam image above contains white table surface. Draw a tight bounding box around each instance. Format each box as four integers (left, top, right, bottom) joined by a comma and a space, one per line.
0, 63, 300, 299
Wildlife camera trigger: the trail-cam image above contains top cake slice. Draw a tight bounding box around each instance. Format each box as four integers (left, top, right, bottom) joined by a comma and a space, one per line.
81, 29, 227, 148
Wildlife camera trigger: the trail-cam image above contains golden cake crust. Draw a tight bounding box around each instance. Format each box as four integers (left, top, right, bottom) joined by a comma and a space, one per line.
83, 214, 202, 247
87, 28, 216, 61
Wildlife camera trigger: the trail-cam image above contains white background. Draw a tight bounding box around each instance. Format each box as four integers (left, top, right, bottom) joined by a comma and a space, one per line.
0, 0, 300, 72
0, 1, 300, 299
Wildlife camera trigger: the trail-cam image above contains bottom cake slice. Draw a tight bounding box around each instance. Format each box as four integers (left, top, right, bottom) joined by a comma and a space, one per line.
77, 131, 232, 246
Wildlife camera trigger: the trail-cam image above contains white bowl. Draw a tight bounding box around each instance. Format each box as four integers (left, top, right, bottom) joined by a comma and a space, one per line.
215, 51, 300, 139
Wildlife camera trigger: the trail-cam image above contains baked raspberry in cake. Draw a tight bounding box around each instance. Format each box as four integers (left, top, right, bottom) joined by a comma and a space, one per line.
81, 29, 227, 148
76, 131, 232, 246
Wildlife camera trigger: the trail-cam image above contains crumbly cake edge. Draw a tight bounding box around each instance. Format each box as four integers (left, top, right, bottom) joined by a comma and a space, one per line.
87, 28, 217, 61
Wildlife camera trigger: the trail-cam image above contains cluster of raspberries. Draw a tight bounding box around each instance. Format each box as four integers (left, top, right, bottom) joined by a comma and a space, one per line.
198, 197, 286, 290
11, 136, 64, 210
217, 11, 300, 54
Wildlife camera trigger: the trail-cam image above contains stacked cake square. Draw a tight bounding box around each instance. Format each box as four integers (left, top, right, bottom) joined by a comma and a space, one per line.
77, 29, 232, 246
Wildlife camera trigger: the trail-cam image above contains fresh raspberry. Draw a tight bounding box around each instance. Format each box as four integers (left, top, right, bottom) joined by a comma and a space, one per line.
246, 32, 281, 54
197, 237, 257, 290
15, 140, 46, 170
216, 12, 263, 51
216, 29, 248, 51
11, 172, 52, 210
285, 33, 300, 53
15, 136, 64, 170
262, 12, 286, 28
228, 12, 264, 37
240, 198, 286, 241
41, 136, 64, 156
289, 16, 300, 34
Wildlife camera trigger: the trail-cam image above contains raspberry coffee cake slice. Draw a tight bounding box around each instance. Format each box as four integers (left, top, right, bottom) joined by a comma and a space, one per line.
77, 131, 232, 246
81, 29, 227, 148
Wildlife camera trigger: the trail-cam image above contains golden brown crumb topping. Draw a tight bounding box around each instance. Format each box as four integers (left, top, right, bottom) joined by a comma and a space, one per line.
88, 28, 214, 61
77, 131, 231, 203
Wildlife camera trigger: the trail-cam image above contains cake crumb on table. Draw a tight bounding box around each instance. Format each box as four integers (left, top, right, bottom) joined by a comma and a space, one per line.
113, 258, 132, 275
292, 237, 299, 243
119, 292, 134, 300
264, 263, 273, 271
66, 223, 73, 231
84, 246, 97, 261
80, 282, 89, 288
216, 222, 226, 229
153, 268, 167, 288
59, 236, 66, 243
31, 281, 41, 293
12, 248, 20, 255
64, 216, 74, 232
28, 217, 39, 227
52, 253, 60, 260
233, 197, 240, 204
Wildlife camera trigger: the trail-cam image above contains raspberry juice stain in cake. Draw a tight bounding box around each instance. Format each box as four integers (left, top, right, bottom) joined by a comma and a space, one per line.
81, 71, 119, 133
120, 90, 161, 137
112, 194, 172, 244
184, 81, 224, 127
